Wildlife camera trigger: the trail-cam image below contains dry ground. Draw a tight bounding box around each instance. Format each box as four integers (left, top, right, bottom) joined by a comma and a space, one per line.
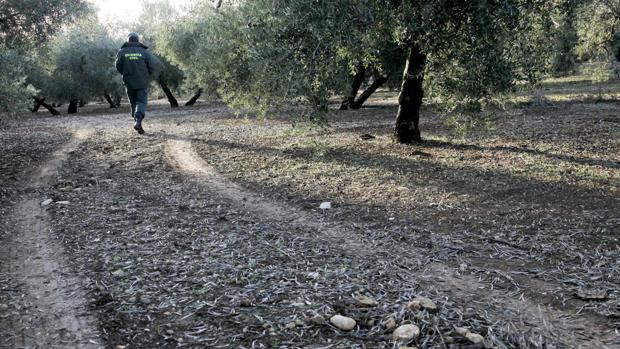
0, 78, 618, 349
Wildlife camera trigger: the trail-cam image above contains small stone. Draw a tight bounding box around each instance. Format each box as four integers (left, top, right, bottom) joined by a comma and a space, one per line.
384, 317, 397, 330
41, 199, 53, 206
309, 314, 325, 325
0, 304, 8, 311
116, 346, 126, 349
240, 298, 254, 307
307, 272, 320, 279
330, 314, 356, 331
284, 322, 296, 330
399, 347, 418, 349
455, 327, 470, 336
56, 201, 70, 205
408, 296, 437, 311
466, 332, 485, 344
355, 295, 378, 307
392, 324, 420, 341
319, 202, 331, 209
111, 269, 125, 277
139, 297, 151, 305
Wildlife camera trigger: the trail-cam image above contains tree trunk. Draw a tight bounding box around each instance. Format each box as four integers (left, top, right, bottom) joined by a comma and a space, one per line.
67, 99, 79, 114
185, 88, 203, 106
32, 96, 60, 115
78, 99, 85, 107
103, 93, 117, 108
340, 64, 366, 110
29, 97, 44, 113
394, 45, 426, 143
158, 76, 179, 108
113, 95, 122, 107
350, 74, 389, 109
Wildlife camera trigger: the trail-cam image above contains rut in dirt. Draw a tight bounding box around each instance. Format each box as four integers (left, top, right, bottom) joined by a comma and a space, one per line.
0, 129, 102, 349
165, 137, 618, 349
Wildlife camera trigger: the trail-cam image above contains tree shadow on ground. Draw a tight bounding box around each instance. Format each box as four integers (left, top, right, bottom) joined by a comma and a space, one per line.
422, 139, 620, 170
192, 137, 617, 215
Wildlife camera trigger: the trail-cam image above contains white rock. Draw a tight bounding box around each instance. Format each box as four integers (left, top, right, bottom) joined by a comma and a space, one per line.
399, 347, 418, 349
408, 296, 437, 311
355, 295, 378, 307
455, 327, 470, 336
309, 314, 325, 325
0, 304, 8, 311
41, 199, 53, 206
392, 324, 420, 340
56, 201, 70, 205
466, 332, 485, 344
319, 202, 331, 209
384, 317, 397, 330
330, 314, 356, 331
307, 272, 320, 279
284, 322, 296, 330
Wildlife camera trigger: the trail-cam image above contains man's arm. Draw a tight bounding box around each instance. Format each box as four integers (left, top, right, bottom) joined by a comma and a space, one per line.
115, 50, 123, 74
145, 51, 155, 77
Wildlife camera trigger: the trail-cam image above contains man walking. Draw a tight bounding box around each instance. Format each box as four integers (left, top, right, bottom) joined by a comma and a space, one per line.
115, 32, 154, 134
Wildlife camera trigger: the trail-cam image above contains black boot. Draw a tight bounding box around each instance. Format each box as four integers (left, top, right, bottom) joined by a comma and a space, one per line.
134, 112, 145, 134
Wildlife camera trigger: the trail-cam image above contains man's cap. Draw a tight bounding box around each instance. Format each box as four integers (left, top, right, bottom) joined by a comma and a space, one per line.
128, 32, 140, 42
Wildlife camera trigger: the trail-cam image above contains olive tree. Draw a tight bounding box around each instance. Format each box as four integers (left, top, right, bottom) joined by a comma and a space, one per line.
33, 18, 124, 114
162, 0, 551, 140
576, 0, 620, 74
0, 0, 89, 115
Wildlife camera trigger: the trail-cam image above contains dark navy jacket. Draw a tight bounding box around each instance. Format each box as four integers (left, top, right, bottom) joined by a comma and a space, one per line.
115, 42, 154, 90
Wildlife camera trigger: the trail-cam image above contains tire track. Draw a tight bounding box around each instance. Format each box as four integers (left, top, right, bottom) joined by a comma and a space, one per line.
2, 129, 102, 349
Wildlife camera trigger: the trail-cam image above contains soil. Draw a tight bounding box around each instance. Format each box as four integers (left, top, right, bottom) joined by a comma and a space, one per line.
0, 80, 618, 349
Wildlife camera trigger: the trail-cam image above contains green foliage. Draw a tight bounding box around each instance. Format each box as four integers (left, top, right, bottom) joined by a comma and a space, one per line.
551, 0, 578, 76
160, 0, 555, 123
0, 50, 35, 116
397, 1, 554, 119
576, 0, 620, 61
0, 0, 90, 51
159, 0, 377, 116
0, 0, 89, 115
33, 18, 124, 104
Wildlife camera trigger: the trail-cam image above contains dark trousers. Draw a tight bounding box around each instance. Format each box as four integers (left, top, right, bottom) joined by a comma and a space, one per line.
126, 88, 148, 120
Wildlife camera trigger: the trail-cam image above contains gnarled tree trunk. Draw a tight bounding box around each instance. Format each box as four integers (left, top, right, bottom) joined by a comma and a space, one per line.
158, 76, 179, 108
32, 96, 60, 115
394, 45, 426, 143
103, 93, 117, 108
340, 64, 366, 110
350, 74, 389, 110
67, 99, 79, 114
185, 88, 203, 106
29, 97, 43, 113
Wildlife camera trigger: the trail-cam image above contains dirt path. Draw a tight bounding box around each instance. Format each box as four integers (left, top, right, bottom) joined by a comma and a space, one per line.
1, 104, 616, 348
1, 129, 102, 348
165, 138, 618, 349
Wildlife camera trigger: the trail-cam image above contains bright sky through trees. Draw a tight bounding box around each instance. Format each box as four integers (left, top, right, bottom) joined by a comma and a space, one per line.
88, 0, 195, 24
